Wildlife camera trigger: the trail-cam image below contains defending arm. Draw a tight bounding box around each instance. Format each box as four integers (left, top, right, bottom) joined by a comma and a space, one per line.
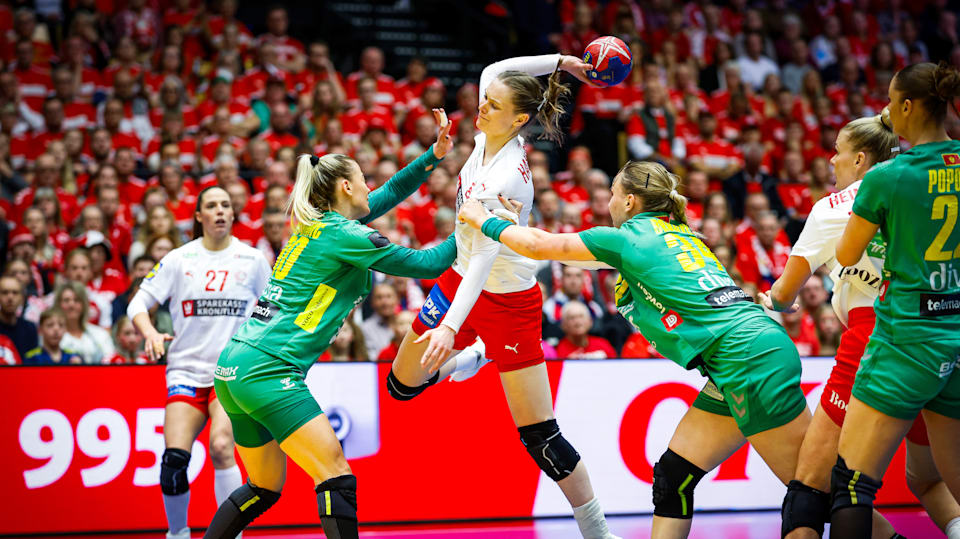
361, 149, 442, 224
369, 234, 456, 279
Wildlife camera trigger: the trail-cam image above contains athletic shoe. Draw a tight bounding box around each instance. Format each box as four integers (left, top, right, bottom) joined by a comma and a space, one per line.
166, 528, 191, 539
449, 339, 490, 382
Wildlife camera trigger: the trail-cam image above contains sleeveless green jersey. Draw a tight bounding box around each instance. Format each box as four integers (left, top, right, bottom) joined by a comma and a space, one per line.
579, 212, 766, 368
852, 139, 960, 344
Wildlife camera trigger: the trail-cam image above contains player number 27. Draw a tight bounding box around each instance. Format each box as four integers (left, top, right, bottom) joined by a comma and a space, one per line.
924, 195, 960, 261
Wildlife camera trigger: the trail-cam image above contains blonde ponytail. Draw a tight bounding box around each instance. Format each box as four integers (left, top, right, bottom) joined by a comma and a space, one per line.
617, 161, 689, 225
841, 108, 900, 166
497, 64, 571, 143
287, 153, 354, 227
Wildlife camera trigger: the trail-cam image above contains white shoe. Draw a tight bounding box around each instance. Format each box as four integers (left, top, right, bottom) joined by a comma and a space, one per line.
166, 528, 191, 539
449, 339, 490, 382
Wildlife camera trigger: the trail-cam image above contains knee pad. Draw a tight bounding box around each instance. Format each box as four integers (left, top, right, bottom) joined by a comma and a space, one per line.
316, 474, 358, 521
830, 457, 882, 514
203, 482, 280, 539
160, 448, 191, 496
652, 449, 707, 519
385, 369, 436, 401
781, 480, 830, 538
518, 419, 581, 482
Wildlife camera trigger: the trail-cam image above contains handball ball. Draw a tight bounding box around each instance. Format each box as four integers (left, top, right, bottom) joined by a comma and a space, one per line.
583, 36, 633, 87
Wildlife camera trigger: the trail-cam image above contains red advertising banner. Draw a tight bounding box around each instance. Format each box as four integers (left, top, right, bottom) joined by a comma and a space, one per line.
0, 360, 918, 535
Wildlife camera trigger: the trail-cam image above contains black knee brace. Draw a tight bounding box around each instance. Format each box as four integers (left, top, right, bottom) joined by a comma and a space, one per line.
652, 449, 707, 519
160, 448, 191, 496
781, 480, 830, 538
518, 419, 581, 482
202, 481, 281, 539
316, 474, 358, 539
385, 369, 438, 401
830, 456, 882, 539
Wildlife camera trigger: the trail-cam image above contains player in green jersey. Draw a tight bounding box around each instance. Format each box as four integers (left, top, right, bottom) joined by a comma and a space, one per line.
831, 63, 960, 538
459, 160, 811, 539
202, 111, 458, 539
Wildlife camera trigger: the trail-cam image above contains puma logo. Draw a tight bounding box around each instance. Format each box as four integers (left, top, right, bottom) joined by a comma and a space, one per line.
504, 343, 519, 354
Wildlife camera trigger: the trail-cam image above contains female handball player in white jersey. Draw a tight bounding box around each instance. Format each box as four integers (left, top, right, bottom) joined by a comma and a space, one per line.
386, 54, 618, 539
128, 186, 272, 539
761, 111, 960, 539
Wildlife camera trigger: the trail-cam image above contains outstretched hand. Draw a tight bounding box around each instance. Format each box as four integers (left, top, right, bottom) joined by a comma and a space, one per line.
415, 324, 456, 374
560, 55, 601, 87
432, 108, 453, 159
458, 198, 491, 229
757, 291, 800, 313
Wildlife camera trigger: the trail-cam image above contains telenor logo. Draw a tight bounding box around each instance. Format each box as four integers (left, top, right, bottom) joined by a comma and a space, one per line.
943, 153, 960, 166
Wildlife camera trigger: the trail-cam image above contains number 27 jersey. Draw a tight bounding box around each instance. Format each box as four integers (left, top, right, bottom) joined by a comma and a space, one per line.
140, 237, 272, 387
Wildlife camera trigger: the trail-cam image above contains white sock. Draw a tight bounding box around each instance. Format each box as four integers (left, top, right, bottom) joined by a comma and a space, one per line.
214, 466, 243, 507
572, 496, 614, 539
946, 516, 960, 539
163, 491, 190, 535
447, 339, 488, 381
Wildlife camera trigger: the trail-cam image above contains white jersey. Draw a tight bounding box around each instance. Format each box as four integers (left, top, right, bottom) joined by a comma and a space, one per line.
139, 237, 271, 387
790, 180, 885, 327
442, 54, 560, 333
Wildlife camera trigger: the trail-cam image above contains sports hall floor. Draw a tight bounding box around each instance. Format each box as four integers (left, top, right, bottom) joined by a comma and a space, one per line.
24, 508, 944, 538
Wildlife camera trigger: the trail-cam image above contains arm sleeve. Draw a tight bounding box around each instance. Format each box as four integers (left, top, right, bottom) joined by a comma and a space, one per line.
789, 204, 844, 270
126, 289, 159, 318
479, 54, 562, 95
369, 234, 457, 279
851, 168, 888, 225
334, 222, 402, 271
627, 135, 654, 160
137, 254, 177, 304
578, 226, 626, 268
440, 231, 501, 333
361, 149, 443, 224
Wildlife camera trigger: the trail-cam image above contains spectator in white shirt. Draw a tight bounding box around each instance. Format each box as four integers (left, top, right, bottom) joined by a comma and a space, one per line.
738, 32, 780, 91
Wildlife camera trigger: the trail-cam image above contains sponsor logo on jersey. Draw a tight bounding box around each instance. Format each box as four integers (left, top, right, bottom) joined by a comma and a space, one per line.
280, 377, 296, 390
828, 390, 847, 410
167, 385, 197, 398
214, 365, 238, 381
234, 253, 257, 260
942, 153, 960, 167
938, 361, 956, 378
704, 286, 751, 307
181, 298, 250, 317
661, 310, 683, 331
929, 262, 960, 291
418, 286, 451, 329
145, 262, 162, 280
839, 266, 883, 288
920, 292, 960, 317
251, 299, 278, 322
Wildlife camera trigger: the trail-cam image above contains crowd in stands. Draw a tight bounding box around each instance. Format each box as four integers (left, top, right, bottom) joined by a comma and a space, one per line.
1, 0, 959, 365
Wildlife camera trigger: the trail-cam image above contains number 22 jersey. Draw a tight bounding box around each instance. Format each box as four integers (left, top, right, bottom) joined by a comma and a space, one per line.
140, 237, 272, 387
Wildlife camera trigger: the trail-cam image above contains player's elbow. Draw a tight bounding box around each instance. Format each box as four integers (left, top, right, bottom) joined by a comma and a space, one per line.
769, 282, 793, 308
835, 244, 859, 268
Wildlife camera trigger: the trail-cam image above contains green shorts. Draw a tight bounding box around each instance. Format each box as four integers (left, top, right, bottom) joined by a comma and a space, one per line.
692, 316, 807, 437
852, 331, 960, 420
214, 340, 324, 447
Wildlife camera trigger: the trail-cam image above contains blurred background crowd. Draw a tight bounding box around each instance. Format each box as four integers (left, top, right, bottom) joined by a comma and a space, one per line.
1, 0, 959, 366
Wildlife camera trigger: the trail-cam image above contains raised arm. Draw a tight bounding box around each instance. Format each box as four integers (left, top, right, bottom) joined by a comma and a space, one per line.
361, 109, 452, 224
837, 213, 880, 267
479, 54, 596, 95
369, 234, 457, 279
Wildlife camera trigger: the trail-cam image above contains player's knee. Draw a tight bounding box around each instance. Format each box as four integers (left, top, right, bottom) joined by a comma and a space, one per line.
830, 456, 882, 513
385, 369, 429, 401
781, 480, 831, 538
652, 449, 706, 519
160, 448, 191, 495
232, 481, 281, 514
208, 434, 235, 467
517, 419, 581, 482
316, 474, 358, 521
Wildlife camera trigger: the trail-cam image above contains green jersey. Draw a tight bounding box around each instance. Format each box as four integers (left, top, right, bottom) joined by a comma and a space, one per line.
852, 139, 960, 344
231, 150, 455, 372
579, 212, 766, 368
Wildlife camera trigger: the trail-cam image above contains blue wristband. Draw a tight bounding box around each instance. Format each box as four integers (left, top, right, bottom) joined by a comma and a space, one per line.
480, 217, 512, 242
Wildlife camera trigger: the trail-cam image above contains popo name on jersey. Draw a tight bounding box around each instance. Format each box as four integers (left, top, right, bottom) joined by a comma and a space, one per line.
141, 238, 270, 386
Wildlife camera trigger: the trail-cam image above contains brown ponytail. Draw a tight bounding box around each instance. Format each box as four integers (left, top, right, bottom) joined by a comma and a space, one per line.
616, 161, 689, 226
497, 64, 571, 143
894, 62, 960, 124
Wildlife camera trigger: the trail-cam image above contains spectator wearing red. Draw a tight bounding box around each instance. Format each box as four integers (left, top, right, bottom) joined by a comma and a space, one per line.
13, 153, 78, 226
113, 0, 161, 56
128, 204, 182, 265
104, 316, 151, 365
206, 0, 254, 50
780, 307, 820, 357
236, 42, 288, 102
248, 160, 292, 217
108, 69, 154, 146
296, 41, 346, 102
79, 230, 127, 302
446, 83, 478, 138
29, 97, 69, 164
686, 112, 743, 192
401, 113, 440, 167
305, 80, 345, 147
149, 76, 199, 133
255, 6, 305, 72
553, 146, 593, 207
709, 61, 763, 115
722, 142, 786, 221
399, 78, 445, 145
200, 107, 247, 168
735, 210, 791, 292
825, 57, 864, 116
48, 66, 95, 131
257, 102, 300, 156
556, 301, 617, 359
255, 207, 289, 266
581, 188, 613, 229
92, 183, 134, 265
716, 91, 760, 142
59, 36, 105, 103
394, 56, 438, 114
223, 179, 260, 245
196, 71, 258, 136
10, 39, 52, 114
620, 332, 663, 359
682, 170, 709, 229
102, 36, 143, 88
3, 10, 55, 67
145, 113, 197, 172
21, 206, 65, 275
650, 8, 692, 62
342, 76, 397, 142
155, 162, 197, 230
626, 79, 686, 170
669, 63, 709, 112
101, 99, 143, 157
345, 46, 396, 109
558, 3, 600, 56
776, 150, 814, 223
